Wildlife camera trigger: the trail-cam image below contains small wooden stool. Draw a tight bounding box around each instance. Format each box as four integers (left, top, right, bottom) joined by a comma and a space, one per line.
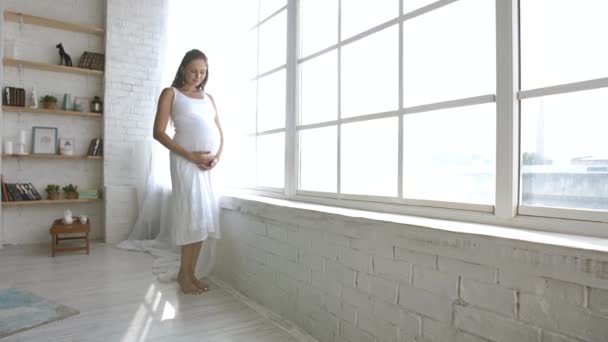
49, 218, 90, 257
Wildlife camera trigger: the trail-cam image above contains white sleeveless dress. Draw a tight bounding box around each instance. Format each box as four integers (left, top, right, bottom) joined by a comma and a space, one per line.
170, 87, 221, 245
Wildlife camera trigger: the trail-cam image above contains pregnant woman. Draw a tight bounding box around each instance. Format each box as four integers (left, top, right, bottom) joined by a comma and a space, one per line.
153, 49, 223, 294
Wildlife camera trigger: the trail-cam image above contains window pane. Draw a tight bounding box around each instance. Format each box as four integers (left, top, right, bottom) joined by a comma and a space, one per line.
246, 29, 258, 79
259, 10, 286, 73
341, 25, 398, 118
227, 135, 256, 188
243, 0, 260, 28
341, 118, 398, 197
260, 0, 286, 21
257, 133, 285, 188
300, 51, 338, 125
341, 0, 399, 39
300, 0, 338, 57
521, 0, 608, 90
403, 103, 496, 204
242, 81, 257, 134
299, 126, 337, 192
403, 0, 495, 107
521, 89, 608, 211
258, 70, 286, 131
403, 0, 436, 14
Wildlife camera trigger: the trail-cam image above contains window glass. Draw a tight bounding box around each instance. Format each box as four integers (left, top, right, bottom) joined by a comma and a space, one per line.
299, 126, 338, 192
259, 10, 286, 73
258, 70, 286, 131
403, 0, 495, 107
300, 0, 338, 57
520, 89, 608, 211
257, 133, 285, 188
341, 0, 399, 39
260, 0, 287, 21
300, 51, 338, 125
403, 103, 496, 204
341, 117, 398, 197
341, 26, 399, 118
520, 0, 608, 90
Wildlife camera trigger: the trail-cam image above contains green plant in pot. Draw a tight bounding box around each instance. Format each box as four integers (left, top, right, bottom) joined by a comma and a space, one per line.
45, 184, 60, 200
40, 95, 58, 109
62, 184, 78, 199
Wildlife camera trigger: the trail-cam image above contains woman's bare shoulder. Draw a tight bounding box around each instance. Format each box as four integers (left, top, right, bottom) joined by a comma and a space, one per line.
160, 87, 175, 97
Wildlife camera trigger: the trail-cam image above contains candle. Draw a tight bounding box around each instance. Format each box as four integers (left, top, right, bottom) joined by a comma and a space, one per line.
4, 141, 13, 154
19, 130, 26, 144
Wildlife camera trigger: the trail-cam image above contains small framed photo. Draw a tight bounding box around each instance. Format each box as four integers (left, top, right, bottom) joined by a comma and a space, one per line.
31, 126, 58, 155
73, 96, 90, 112
59, 137, 75, 155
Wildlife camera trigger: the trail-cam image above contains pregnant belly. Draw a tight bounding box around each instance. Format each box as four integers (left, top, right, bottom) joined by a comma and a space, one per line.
199, 127, 221, 154
175, 125, 220, 154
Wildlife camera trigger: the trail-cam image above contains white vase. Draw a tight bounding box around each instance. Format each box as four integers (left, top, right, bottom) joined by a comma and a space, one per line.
63, 209, 73, 224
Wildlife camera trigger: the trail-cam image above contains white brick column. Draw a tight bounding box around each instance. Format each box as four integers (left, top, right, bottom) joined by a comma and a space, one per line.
103, 0, 167, 243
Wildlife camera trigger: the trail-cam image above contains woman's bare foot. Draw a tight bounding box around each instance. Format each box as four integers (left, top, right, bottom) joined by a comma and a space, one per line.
194, 278, 210, 292
178, 272, 201, 295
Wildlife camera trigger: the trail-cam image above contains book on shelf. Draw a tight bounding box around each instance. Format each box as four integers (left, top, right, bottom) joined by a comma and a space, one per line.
77, 189, 99, 199
1, 175, 8, 202
2, 86, 26, 107
87, 138, 103, 156
78, 51, 105, 71
1, 175, 42, 202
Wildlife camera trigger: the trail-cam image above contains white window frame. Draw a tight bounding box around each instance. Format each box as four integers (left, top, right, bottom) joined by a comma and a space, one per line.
250, 4, 289, 194
244, 0, 608, 238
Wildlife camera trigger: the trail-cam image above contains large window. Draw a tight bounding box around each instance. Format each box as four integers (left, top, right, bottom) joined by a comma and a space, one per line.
236, 0, 608, 235
297, 0, 495, 208
248, 0, 288, 189
519, 0, 608, 216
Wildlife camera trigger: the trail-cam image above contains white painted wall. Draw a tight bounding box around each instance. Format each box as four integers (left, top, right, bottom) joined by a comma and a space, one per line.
216, 196, 608, 342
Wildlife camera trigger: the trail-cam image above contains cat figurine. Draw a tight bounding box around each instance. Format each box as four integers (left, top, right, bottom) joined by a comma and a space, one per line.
56, 43, 73, 66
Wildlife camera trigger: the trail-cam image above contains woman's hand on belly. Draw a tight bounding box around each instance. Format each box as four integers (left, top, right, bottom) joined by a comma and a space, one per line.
188, 150, 215, 165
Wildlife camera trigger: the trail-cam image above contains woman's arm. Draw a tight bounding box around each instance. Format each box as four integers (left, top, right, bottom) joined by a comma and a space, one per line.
153, 88, 212, 166
208, 94, 224, 168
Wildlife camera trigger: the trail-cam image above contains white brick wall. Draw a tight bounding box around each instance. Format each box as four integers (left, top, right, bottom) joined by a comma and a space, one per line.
102, 0, 167, 242
216, 196, 608, 342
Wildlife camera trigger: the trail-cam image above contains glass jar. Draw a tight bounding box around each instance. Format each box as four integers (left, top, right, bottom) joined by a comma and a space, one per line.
91, 96, 103, 113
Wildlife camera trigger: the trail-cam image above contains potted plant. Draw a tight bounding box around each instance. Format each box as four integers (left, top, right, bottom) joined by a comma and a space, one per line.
40, 95, 58, 109
45, 184, 60, 200
62, 184, 79, 199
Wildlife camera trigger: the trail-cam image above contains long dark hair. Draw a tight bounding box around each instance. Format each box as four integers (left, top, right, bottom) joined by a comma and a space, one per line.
171, 49, 209, 91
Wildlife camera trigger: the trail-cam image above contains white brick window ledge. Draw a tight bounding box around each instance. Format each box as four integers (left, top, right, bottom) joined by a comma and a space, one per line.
220, 194, 608, 289
221, 194, 608, 254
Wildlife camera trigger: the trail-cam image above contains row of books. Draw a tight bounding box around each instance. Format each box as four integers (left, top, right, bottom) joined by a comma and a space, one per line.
3, 86, 26, 107
87, 138, 104, 156
78, 189, 99, 199
1, 177, 42, 202
78, 52, 105, 71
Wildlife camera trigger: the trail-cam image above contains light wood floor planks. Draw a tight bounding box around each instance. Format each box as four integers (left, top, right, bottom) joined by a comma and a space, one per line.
0, 243, 305, 342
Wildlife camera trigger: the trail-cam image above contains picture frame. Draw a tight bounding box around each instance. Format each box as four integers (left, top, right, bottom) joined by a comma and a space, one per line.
73, 96, 90, 112
59, 137, 75, 155
31, 126, 58, 155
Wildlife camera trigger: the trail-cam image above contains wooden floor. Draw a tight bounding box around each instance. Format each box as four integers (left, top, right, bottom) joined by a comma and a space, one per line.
0, 243, 304, 342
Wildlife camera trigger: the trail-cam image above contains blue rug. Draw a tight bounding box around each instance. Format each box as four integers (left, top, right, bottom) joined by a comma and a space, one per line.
0, 288, 79, 338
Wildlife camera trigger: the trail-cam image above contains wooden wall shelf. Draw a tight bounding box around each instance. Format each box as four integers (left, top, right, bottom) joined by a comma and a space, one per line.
2, 198, 100, 207
2, 154, 102, 160
2, 106, 102, 118
3, 58, 103, 76
4, 11, 104, 36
